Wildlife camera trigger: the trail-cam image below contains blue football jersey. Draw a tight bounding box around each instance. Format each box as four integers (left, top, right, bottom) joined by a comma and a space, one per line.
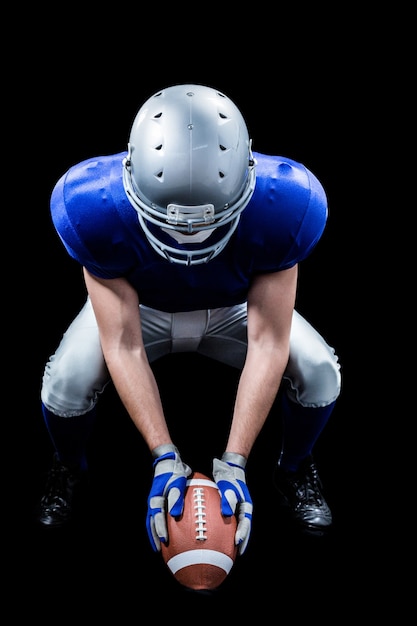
50, 151, 328, 312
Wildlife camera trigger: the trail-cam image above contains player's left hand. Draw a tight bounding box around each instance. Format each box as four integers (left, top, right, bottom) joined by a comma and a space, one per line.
212, 452, 253, 555
146, 444, 192, 552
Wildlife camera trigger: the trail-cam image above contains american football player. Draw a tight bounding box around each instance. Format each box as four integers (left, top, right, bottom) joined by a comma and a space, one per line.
37, 84, 341, 553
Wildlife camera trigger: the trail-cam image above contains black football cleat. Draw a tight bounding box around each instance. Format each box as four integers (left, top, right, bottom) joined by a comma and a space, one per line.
273, 456, 332, 536
36, 453, 85, 528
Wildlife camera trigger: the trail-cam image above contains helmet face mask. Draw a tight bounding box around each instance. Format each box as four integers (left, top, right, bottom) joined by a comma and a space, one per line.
122, 84, 256, 265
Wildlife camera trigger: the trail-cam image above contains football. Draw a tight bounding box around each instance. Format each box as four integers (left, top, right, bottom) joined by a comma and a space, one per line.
160, 472, 238, 591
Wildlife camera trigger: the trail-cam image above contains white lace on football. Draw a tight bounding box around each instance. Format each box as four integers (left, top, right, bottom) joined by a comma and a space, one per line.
193, 487, 207, 541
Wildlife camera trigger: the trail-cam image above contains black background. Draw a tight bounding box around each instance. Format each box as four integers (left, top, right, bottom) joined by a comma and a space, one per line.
10, 14, 393, 622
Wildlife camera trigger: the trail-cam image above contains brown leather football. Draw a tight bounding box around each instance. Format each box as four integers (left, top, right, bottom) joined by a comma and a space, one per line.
160, 472, 238, 591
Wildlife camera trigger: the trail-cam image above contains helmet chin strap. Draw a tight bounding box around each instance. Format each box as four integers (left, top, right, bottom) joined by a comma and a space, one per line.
137, 212, 241, 266
161, 227, 215, 244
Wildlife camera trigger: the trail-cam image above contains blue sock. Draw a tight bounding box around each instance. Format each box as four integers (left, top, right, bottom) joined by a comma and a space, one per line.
41, 402, 97, 472
278, 394, 336, 472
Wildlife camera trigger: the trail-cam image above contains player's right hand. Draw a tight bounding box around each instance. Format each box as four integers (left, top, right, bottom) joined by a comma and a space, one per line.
146, 444, 192, 552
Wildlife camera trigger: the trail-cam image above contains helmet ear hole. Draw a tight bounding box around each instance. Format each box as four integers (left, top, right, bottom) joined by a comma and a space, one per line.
122, 84, 257, 265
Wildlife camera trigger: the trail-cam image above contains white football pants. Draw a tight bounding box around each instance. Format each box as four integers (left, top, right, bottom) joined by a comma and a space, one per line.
41, 298, 341, 417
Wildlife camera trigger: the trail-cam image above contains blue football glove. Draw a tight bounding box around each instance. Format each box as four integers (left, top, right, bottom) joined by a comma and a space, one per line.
212, 452, 253, 555
146, 444, 192, 552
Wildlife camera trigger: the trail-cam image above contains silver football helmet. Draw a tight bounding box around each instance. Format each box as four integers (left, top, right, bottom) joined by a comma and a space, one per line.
122, 84, 256, 265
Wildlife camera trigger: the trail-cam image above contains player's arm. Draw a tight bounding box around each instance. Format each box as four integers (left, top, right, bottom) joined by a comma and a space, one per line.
226, 264, 298, 458
213, 265, 297, 554
83, 268, 192, 552
82, 267, 172, 451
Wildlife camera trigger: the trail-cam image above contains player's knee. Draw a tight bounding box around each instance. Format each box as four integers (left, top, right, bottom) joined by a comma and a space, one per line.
307, 356, 341, 405
41, 353, 108, 416
288, 351, 341, 407
41, 379, 97, 416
